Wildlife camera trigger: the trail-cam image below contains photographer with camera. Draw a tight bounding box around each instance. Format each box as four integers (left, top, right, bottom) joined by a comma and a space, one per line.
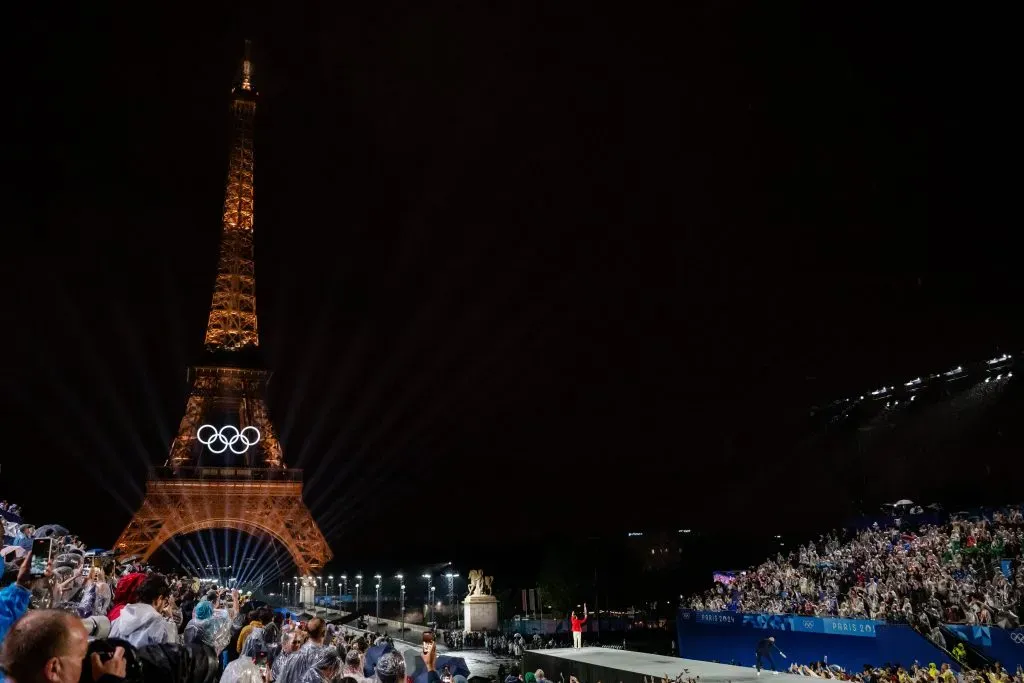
0, 610, 126, 683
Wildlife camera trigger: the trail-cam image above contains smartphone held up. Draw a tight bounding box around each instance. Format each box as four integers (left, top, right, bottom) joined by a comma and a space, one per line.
29, 538, 52, 578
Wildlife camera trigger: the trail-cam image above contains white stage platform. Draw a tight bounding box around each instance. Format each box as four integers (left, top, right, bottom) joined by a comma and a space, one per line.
523, 647, 803, 683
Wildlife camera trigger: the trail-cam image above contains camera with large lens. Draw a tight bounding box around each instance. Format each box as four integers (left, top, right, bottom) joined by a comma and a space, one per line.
80, 639, 143, 683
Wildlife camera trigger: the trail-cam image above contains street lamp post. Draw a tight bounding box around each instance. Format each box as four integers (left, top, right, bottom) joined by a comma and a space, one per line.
374, 575, 382, 625
396, 574, 405, 635
340, 574, 348, 605
445, 573, 459, 627
356, 574, 363, 613
400, 582, 406, 636
422, 575, 433, 625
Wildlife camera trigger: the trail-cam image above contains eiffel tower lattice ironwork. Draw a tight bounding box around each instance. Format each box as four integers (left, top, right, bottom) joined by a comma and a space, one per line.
114, 42, 331, 575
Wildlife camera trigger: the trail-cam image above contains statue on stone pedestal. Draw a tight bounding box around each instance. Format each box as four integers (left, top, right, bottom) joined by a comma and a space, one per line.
466, 569, 494, 597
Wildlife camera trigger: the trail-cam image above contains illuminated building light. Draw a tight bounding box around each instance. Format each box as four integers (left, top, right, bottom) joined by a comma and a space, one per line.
986, 354, 1011, 365
870, 387, 887, 396
904, 378, 921, 386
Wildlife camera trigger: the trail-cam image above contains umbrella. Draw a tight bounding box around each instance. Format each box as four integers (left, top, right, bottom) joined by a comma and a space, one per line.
34, 524, 70, 538
892, 499, 914, 506
87, 548, 109, 554
1, 546, 27, 562
363, 642, 392, 678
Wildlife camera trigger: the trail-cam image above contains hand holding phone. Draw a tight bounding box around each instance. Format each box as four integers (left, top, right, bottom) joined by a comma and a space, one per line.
29, 538, 53, 578
421, 635, 437, 671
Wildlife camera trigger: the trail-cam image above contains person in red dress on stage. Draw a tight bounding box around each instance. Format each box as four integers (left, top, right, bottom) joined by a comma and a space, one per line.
570, 603, 588, 648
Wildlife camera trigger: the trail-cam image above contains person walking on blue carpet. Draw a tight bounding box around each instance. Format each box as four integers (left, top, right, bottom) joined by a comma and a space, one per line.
754, 636, 785, 675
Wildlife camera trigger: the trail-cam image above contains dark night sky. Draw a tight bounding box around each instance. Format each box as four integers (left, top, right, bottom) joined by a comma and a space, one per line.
2, 3, 1020, 575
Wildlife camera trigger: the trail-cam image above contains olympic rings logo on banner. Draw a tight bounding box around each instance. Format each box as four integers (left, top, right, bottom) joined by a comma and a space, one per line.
1011, 631, 1024, 645
803, 621, 815, 629
197, 425, 261, 454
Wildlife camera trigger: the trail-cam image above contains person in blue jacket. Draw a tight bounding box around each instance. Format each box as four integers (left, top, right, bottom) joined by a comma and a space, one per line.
0, 553, 49, 647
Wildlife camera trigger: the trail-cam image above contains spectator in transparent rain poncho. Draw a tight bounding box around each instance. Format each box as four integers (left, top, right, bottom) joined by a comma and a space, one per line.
298, 647, 340, 683
77, 568, 112, 618
371, 650, 406, 683
185, 599, 234, 656
275, 627, 330, 683
271, 631, 302, 682
220, 627, 268, 683
342, 648, 363, 680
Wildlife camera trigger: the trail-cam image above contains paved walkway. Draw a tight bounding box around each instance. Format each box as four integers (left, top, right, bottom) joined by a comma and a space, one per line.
286, 606, 516, 678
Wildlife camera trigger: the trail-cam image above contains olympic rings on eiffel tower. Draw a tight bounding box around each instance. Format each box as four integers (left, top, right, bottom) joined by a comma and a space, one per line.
196, 425, 261, 455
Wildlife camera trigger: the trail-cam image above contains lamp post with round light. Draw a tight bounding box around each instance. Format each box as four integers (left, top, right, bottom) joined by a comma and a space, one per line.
400, 581, 406, 635
422, 574, 433, 624
374, 575, 382, 625
445, 573, 459, 626
375, 581, 381, 625
396, 574, 406, 635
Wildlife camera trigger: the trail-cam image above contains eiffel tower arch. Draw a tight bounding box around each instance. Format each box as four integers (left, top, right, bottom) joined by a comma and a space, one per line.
115, 473, 330, 575
115, 42, 331, 576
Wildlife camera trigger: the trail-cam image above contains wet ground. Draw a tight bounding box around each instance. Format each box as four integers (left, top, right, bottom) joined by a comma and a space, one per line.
292, 606, 517, 678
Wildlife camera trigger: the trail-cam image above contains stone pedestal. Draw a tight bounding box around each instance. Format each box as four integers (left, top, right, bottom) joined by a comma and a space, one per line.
463, 594, 498, 632
300, 578, 316, 608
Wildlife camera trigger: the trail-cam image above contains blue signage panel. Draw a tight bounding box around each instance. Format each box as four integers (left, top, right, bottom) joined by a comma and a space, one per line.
679, 610, 879, 638
821, 618, 878, 637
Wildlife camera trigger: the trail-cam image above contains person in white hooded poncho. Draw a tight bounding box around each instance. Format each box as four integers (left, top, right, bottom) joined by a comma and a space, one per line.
108, 573, 178, 648
220, 626, 269, 683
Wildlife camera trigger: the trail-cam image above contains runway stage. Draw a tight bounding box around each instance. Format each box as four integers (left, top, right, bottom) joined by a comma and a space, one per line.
523, 648, 803, 683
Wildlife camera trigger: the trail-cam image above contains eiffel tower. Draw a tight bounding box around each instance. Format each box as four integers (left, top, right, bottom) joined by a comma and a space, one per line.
114, 42, 332, 576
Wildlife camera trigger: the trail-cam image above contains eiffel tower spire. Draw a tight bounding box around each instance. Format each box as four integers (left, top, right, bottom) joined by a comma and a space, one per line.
205, 40, 259, 352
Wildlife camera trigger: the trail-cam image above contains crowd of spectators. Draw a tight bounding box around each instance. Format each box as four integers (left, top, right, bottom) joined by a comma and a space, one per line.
687, 506, 1024, 631
0, 500, 448, 683
784, 660, 1024, 683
